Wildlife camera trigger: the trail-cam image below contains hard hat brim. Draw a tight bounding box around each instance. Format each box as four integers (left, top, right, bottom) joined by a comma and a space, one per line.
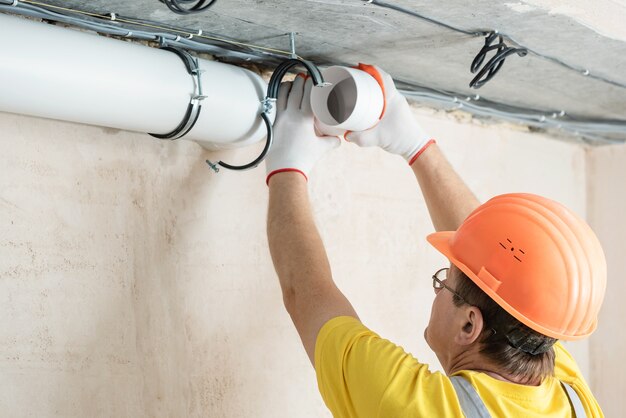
426, 230, 595, 341
426, 231, 483, 297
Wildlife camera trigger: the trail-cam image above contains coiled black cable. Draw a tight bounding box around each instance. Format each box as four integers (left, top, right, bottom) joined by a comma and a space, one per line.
366, 2, 529, 89
160, 0, 217, 15
470, 31, 528, 89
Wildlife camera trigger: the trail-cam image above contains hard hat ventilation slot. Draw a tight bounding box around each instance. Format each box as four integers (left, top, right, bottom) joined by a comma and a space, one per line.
499, 239, 524, 262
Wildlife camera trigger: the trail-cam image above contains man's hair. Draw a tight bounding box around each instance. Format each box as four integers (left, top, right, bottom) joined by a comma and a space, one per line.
451, 268, 557, 384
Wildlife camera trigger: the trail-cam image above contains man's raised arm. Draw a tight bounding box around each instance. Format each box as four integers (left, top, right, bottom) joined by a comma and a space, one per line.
265, 75, 358, 365
345, 65, 480, 230
411, 144, 480, 231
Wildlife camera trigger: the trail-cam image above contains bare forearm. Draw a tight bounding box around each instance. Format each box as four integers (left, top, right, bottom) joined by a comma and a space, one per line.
267, 173, 333, 300
267, 173, 357, 364
412, 143, 480, 231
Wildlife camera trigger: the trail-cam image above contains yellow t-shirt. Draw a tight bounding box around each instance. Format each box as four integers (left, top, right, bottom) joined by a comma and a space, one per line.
315, 316, 603, 417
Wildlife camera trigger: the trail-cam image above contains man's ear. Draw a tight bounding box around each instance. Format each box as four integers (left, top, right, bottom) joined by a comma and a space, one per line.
454, 306, 484, 346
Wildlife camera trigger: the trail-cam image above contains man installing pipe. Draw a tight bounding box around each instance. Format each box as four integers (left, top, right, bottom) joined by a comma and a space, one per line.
264, 67, 606, 417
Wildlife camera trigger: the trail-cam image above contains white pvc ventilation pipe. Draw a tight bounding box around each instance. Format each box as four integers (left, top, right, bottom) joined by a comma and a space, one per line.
310, 66, 384, 137
0, 13, 274, 150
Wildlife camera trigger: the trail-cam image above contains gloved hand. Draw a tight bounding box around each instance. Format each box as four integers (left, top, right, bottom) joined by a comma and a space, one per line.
265, 74, 341, 185
345, 64, 435, 165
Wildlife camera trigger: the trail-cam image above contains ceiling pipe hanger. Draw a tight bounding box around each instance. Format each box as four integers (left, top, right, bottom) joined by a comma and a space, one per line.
206, 32, 330, 172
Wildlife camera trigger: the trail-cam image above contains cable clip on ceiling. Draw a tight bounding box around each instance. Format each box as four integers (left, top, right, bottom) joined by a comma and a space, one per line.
470, 31, 527, 89
159, 0, 217, 15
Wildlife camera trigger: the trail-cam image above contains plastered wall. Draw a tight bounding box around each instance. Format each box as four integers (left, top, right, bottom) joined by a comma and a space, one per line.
587, 144, 626, 418
0, 107, 614, 417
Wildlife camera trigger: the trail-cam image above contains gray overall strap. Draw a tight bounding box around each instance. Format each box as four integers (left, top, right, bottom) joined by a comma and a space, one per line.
561, 382, 587, 418
450, 375, 588, 418
449, 375, 491, 418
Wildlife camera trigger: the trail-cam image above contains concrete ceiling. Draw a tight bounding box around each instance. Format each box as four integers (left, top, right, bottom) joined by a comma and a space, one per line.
20, 0, 626, 141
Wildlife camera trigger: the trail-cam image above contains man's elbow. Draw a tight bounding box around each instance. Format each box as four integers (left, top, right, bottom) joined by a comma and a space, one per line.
281, 284, 297, 315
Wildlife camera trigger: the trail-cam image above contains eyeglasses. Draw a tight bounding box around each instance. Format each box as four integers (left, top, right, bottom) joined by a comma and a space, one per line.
432, 267, 470, 305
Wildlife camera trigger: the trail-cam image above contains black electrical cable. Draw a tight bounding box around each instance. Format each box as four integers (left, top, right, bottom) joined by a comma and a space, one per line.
160, 0, 217, 15
210, 58, 327, 172
469, 32, 528, 89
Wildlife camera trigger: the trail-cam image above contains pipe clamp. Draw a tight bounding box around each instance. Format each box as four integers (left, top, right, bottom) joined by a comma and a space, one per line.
215, 58, 326, 172
149, 47, 205, 140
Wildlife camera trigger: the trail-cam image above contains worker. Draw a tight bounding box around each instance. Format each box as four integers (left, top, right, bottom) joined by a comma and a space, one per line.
264, 66, 606, 417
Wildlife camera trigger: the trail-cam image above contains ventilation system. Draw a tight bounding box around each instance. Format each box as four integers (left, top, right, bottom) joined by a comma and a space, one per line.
0, 13, 272, 153
2, 1, 624, 156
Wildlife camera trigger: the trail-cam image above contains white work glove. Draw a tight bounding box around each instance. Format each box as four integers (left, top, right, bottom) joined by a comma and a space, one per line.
344, 64, 435, 165
265, 75, 341, 185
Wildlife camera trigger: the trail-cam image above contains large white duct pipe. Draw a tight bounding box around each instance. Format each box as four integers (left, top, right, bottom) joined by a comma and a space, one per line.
0, 13, 274, 150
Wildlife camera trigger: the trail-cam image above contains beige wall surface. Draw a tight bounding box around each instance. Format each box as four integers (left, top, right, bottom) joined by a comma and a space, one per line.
587, 144, 626, 418
0, 108, 608, 417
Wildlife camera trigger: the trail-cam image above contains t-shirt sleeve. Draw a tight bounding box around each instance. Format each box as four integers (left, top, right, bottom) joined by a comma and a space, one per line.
314, 316, 459, 418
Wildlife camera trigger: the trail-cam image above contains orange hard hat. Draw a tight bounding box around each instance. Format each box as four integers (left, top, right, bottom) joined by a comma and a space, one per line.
427, 193, 606, 340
